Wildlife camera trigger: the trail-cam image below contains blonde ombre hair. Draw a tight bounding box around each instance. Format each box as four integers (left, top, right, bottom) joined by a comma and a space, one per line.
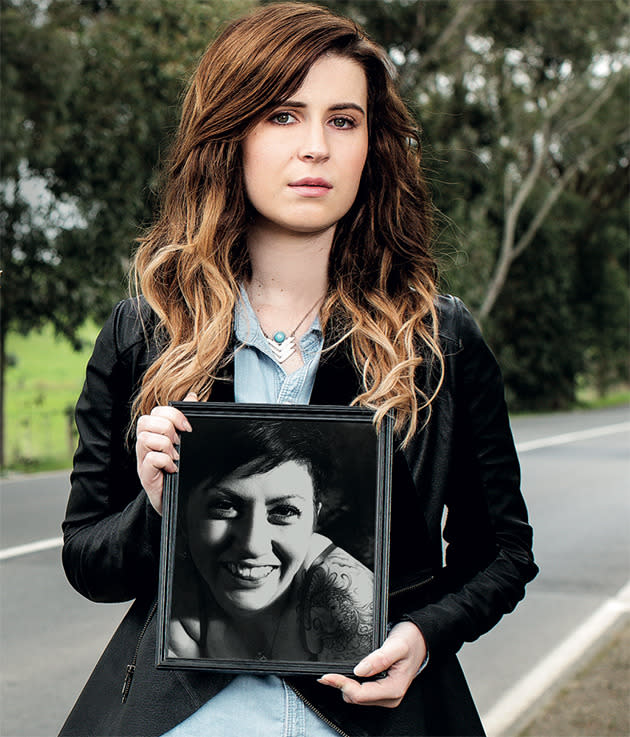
131, 2, 443, 445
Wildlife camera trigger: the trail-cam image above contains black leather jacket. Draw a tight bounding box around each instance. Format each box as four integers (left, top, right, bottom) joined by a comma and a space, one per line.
60, 294, 537, 737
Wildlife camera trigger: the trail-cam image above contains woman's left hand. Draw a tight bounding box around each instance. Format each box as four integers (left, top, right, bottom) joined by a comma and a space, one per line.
317, 622, 427, 708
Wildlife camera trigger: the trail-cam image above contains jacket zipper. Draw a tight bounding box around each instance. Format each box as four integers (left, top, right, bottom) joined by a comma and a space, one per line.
289, 684, 349, 736
389, 574, 435, 599
121, 600, 158, 704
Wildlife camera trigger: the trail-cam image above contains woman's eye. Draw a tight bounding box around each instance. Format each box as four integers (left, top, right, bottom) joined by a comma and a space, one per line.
330, 116, 354, 129
271, 111, 296, 125
207, 500, 239, 520
268, 504, 301, 524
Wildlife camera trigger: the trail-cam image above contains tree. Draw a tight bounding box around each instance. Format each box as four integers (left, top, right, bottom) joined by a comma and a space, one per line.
1, 0, 255, 466
569, 159, 630, 397
313, 0, 629, 407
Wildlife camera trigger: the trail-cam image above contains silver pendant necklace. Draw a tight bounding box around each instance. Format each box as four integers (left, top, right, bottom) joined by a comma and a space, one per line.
249, 292, 324, 364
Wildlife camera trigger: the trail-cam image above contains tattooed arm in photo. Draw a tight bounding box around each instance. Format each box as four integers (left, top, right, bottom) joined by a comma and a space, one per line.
299, 541, 374, 662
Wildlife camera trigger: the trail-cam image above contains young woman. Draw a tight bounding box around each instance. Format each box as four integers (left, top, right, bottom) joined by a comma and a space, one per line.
168, 420, 374, 664
60, 3, 537, 736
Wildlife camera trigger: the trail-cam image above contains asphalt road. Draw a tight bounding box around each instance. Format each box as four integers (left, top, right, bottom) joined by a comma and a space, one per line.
460, 405, 630, 726
1, 405, 628, 736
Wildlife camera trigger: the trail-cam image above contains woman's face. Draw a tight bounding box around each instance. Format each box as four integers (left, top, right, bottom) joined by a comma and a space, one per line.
242, 53, 369, 238
186, 460, 317, 617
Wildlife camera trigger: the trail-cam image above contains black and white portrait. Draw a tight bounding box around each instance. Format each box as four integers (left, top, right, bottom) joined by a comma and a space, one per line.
158, 404, 391, 675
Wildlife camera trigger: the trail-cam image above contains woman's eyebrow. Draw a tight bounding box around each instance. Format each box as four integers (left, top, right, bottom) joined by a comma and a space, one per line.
266, 494, 310, 504
206, 486, 240, 499
279, 99, 366, 116
329, 102, 365, 115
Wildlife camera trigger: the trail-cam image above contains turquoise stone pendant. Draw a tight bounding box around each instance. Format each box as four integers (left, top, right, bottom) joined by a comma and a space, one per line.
266, 333, 296, 363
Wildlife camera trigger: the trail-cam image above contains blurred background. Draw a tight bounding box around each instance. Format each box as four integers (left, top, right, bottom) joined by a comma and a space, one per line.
2, 0, 628, 472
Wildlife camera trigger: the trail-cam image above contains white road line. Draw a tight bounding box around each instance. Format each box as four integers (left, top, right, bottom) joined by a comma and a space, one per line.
481, 580, 630, 737
0, 537, 63, 561
516, 421, 630, 453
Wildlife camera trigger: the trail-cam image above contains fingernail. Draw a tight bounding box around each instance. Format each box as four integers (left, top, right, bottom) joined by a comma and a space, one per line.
317, 677, 335, 687
353, 660, 370, 677
183, 420, 193, 432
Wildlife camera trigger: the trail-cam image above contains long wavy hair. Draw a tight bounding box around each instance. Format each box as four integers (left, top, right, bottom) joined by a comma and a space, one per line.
131, 2, 443, 445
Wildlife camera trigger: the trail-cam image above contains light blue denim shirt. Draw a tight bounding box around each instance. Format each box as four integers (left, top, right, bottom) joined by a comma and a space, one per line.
234, 285, 324, 404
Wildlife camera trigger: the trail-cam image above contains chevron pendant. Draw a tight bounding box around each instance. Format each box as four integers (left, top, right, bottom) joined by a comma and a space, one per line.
266, 334, 296, 363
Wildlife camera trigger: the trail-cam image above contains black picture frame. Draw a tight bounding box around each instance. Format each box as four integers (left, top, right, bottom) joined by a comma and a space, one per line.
157, 402, 392, 676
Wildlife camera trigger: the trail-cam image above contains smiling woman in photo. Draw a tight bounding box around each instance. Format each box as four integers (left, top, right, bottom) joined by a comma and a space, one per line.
60, 3, 537, 736
168, 420, 374, 663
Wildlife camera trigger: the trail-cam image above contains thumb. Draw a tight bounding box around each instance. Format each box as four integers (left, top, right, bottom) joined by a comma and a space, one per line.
183, 391, 199, 402
353, 639, 404, 678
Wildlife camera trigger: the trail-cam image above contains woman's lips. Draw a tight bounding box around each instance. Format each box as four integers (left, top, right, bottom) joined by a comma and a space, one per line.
288, 177, 332, 197
222, 562, 278, 583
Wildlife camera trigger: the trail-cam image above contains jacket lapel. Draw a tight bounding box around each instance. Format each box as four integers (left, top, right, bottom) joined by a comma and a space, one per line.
310, 341, 361, 406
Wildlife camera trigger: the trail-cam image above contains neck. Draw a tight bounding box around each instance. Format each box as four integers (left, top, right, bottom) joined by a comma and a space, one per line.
208, 594, 292, 660
246, 223, 332, 306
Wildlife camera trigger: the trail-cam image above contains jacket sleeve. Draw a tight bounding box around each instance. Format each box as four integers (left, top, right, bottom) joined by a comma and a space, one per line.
62, 300, 163, 603
405, 298, 538, 657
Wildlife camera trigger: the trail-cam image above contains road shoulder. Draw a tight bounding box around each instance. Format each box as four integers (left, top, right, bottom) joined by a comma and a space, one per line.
518, 616, 630, 737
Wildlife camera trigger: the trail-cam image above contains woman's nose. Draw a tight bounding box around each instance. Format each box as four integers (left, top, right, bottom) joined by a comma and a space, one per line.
298, 123, 330, 163
238, 510, 272, 557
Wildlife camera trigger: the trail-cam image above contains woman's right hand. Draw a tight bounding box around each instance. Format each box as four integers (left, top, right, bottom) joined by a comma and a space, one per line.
136, 391, 197, 515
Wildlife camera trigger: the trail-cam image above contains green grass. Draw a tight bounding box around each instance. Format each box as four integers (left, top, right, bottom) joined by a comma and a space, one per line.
575, 387, 630, 410
4, 323, 98, 472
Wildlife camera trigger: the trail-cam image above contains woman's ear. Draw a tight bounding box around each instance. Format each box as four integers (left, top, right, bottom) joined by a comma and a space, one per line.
313, 501, 323, 530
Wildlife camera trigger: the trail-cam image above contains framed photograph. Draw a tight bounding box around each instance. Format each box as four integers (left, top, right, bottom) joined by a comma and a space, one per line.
157, 402, 392, 676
